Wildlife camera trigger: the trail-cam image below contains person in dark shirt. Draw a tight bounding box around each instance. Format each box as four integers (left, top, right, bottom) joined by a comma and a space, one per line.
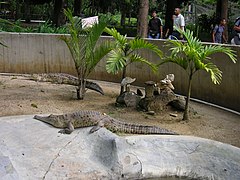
148, 10, 163, 39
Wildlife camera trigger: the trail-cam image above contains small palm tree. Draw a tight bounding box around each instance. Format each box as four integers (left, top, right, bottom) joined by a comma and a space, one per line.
160, 28, 237, 121
104, 27, 163, 94
60, 9, 113, 99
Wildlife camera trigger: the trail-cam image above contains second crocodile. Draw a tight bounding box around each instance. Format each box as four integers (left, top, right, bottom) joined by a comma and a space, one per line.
0, 73, 104, 95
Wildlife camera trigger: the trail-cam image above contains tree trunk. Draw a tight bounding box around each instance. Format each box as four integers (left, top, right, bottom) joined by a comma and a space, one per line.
221, 0, 228, 41
121, 11, 126, 27
52, 0, 65, 27
216, 0, 228, 41
76, 69, 85, 100
183, 73, 192, 121
216, 0, 228, 21
15, 0, 20, 20
24, 0, 31, 23
216, 0, 221, 19
120, 2, 127, 27
137, 0, 149, 38
73, 0, 82, 16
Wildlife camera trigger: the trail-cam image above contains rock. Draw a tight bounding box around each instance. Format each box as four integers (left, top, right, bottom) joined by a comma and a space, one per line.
116, 91, 141, 108
144, 81, 156, 98
1, 115, 240, 179
0, 155, 19, 180
139, 87, 176, 112
121, 77, 136, 92
136, 88, 143, 97
146, 111, 155, 115
169, 96, 186, 111
170, 113, 178, 117
121, 77, 136, 86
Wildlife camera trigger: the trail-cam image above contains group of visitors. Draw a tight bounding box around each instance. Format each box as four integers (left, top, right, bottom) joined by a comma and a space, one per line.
148, 7, 240, 45
148, 7, 185, 40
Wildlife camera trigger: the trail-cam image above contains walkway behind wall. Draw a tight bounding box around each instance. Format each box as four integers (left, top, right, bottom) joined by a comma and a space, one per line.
0, 32, 239, 112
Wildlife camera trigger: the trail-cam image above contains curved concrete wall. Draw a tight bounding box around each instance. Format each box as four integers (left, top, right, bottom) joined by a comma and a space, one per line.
0, 32, 239, 112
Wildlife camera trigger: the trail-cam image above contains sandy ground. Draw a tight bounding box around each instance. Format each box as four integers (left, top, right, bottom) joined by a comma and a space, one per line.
0, 75, 239, 148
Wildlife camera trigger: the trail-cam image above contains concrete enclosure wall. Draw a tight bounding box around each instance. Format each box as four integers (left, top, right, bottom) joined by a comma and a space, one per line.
0, 32, 239, 112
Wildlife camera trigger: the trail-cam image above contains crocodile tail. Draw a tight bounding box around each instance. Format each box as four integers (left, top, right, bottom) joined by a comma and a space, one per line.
109, 119, 178, 135
51, 73, 104, 95
85, 81, 104, 95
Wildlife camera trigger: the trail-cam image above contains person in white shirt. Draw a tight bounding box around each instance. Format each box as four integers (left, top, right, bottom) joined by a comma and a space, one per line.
172, 7, 185, 40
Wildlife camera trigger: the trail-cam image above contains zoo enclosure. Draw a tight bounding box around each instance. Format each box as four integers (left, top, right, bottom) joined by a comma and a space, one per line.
0, 32, 239, 112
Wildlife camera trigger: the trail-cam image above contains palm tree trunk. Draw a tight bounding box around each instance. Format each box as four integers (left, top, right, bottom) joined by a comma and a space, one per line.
76, 68, 85, 100
183, 73, 193, 121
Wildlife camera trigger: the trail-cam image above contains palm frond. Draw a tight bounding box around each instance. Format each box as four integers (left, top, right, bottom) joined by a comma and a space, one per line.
0, 40, 7, 47
85, 21, 108, 71
204, 62, 222, 84
159, 56, 188, 70
86, 41, 114, 75
202, 45, 237, 63
106, 50, 126, 74
104, 27, 127, 46
129, 38, 163, 57
130, 54, 158, 73
60, 34, 87, 68
86, 21, 107, 53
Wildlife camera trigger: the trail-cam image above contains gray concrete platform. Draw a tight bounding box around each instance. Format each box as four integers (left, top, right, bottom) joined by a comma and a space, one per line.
0, 115, 240, 180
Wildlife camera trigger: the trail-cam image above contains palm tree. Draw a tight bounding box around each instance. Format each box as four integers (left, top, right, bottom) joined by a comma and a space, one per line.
104, 27, 163, 94
60, 9, 113, 99
160, 28, 237, 121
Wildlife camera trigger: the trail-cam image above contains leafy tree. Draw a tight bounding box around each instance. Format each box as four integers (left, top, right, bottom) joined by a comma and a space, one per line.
159, 28, 237, 121
104, 27, 163, 94
60, 9, 113, 99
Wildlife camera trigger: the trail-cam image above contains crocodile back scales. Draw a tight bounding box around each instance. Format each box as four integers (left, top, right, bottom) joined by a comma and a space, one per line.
103, 116, 178, 135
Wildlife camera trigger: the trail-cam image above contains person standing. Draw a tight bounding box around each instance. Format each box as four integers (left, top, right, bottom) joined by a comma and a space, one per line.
212, 18, 227, 44
232, 17, 240, 45
172, 7, 185, 40
148, 10, 163, 39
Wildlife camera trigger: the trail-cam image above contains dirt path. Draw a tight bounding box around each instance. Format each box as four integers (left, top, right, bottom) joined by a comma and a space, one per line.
0, 75, 239, 147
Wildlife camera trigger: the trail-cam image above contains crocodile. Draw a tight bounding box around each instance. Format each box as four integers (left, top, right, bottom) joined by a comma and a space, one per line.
0, 73, 104, 95
33, 110, 178, 135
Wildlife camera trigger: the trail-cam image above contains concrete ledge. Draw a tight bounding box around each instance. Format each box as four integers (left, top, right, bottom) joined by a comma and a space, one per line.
0, 115, 240, 179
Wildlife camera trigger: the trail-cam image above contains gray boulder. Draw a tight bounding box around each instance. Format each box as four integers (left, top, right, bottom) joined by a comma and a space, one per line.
116, 91, 141, 107
0, 115, 240, 179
